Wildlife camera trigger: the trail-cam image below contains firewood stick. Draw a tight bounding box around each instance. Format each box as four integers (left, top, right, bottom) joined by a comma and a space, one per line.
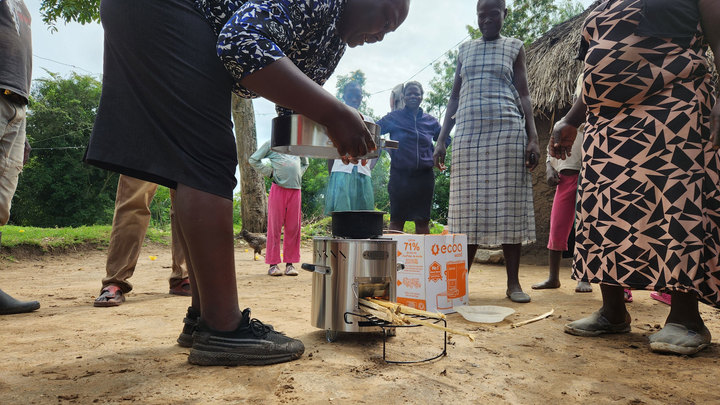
365, 298, 446, 320
510, 309, 554, 328
359, 299, 404, 325
360, 299, 474, 340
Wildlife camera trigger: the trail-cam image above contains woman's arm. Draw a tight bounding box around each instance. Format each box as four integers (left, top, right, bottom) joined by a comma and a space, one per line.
248, 142, 273, 178
433, 58, 462, 170
241, 58, 375, 160
699, 0, 720, 147
513, 46, 540, 170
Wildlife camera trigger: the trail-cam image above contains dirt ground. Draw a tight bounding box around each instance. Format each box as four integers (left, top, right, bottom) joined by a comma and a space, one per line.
1, 242, 719, 404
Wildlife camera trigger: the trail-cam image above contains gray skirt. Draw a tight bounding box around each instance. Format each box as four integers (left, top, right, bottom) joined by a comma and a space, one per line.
85, 0, 237, 199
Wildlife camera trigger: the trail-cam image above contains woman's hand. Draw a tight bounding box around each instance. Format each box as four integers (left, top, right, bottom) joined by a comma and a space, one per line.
550, 119, 578, 160
546, 162, 559, 187
325, 105, 377, 163
525, 139, 540, 170
433, 143, 447, 171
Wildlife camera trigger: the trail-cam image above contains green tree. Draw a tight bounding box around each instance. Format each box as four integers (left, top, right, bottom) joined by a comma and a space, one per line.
11, 73, 118, 227
39, 0, 100, 30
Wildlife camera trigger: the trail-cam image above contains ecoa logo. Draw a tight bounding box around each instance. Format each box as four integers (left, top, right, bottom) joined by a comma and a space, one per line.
431, 243, 463, 255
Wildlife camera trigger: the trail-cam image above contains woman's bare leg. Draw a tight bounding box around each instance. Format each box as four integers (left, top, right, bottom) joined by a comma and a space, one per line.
174, 184, 241, 332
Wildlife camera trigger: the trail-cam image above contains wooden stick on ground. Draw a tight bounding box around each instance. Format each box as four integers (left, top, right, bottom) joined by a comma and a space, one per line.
510, 309, 554, 329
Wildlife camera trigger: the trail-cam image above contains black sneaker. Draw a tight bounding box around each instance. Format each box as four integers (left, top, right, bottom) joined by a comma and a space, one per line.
188, 308, 304, 366
177, 306, 199, 348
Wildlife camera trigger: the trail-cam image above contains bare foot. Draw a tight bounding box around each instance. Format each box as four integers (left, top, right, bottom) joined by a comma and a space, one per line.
575, 281, 592, 293
532, 279, 560, 289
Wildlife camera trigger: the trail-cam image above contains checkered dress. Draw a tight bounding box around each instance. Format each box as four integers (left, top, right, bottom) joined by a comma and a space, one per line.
448, 37, 535, 246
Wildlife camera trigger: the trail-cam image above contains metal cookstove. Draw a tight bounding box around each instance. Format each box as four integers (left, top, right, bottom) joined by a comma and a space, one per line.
303, 236, 447, 364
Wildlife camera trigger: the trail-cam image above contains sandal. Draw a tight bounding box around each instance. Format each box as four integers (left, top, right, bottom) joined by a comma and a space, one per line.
650, 291, 671, 306
169, 278, 192, 296
623, 289, 633, 303
94, 285, 125, 307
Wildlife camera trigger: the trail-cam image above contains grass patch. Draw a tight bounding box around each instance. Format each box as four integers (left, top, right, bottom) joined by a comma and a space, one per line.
0, 218, 445, 253
0, 225, 171, 250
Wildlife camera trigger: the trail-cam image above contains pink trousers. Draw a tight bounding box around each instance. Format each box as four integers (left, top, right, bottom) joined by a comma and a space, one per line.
266, 183, 302, 265
547, 173, 579, 251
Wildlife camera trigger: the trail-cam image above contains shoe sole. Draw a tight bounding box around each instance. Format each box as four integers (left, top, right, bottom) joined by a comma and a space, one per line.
93, 299, 124, 307
188, 348, 303, 366
564, 324, 631, 337
649, 341, 708, 355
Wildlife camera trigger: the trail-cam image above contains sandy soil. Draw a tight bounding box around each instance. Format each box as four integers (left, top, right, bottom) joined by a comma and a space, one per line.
0, 242, 719, 404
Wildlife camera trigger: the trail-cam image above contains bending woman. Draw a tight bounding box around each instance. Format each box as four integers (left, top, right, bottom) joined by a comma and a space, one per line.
85, 0, 410, 366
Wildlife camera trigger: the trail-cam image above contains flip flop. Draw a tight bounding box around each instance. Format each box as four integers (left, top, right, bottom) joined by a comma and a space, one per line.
564, 311, 631, 337
169, 278, 192, 296
94, 285, 125, 307
506, 289, 531, 303
623, 289, 633, 303
649, 323, 711, 355
650, 292, 671, 306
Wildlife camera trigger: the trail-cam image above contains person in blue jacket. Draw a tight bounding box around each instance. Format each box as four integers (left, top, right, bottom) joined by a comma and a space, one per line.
376, 81, 447, 234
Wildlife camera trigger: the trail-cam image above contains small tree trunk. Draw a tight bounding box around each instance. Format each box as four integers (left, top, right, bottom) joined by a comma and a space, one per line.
232, 95, 267, 233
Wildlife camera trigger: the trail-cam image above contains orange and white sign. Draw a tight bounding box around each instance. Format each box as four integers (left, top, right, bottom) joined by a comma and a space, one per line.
388, 233, 468, 314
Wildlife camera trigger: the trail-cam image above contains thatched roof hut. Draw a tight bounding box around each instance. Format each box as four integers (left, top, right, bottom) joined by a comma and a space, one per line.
525, 2, 598, 119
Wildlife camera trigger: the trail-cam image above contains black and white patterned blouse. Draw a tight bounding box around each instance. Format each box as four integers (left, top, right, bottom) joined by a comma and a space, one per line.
195, 0, 348, 106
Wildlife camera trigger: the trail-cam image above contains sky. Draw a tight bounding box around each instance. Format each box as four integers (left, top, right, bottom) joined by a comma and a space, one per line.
24, 0, 594, 190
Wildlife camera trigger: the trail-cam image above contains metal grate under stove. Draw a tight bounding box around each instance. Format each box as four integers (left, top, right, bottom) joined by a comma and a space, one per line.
343, 309, 447, 364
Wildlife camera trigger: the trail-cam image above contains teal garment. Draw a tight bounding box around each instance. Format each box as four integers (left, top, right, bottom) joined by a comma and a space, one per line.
324, 166, 374, 215
249, 141, 308, 189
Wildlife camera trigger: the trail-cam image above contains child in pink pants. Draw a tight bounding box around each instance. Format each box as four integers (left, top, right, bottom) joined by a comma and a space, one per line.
249, 141, 308, 276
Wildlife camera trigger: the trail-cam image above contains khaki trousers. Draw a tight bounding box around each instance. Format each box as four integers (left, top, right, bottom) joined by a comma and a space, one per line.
102, 175, 187, 292
0, 97, 26, 226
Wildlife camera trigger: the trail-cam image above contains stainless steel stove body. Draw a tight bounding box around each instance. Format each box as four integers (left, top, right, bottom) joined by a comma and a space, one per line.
306, 236, 397, 337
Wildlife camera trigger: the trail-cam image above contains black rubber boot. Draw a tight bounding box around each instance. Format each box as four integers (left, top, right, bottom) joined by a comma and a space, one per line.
0, 288, 40, 315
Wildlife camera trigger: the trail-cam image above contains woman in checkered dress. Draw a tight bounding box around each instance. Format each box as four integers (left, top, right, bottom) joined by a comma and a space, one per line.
434, 0, 539, 303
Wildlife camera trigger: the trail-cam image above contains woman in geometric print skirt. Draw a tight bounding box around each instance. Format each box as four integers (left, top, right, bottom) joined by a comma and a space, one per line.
434, 0, 540, 303
552, 0, 720, 355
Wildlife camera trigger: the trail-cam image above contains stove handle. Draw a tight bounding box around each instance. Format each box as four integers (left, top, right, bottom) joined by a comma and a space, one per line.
301, 263, 332, 275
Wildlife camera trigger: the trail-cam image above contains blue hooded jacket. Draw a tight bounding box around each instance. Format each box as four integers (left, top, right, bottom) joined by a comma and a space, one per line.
376, 107, 447, 170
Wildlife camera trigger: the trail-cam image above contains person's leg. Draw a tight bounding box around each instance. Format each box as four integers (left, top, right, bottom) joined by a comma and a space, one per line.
282, 188, 302, 272
467, 244, 479, 271
175, 184, 305, 365
535, 173, 582, 290
534, 250, 562, 289
503, 243, 523, 292
174, 183, 240, 331
565, 284, 631, 336
101, 175, 158, 293
168, 187, 190, 294
0, 99, 26, 226
414, 219, 430, 235
265, 184, 282, 275
648, 290, 710, 354
389, 220, 405, 232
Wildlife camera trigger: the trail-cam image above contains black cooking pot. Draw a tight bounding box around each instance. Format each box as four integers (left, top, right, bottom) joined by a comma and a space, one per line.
331, 210, 385, 239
